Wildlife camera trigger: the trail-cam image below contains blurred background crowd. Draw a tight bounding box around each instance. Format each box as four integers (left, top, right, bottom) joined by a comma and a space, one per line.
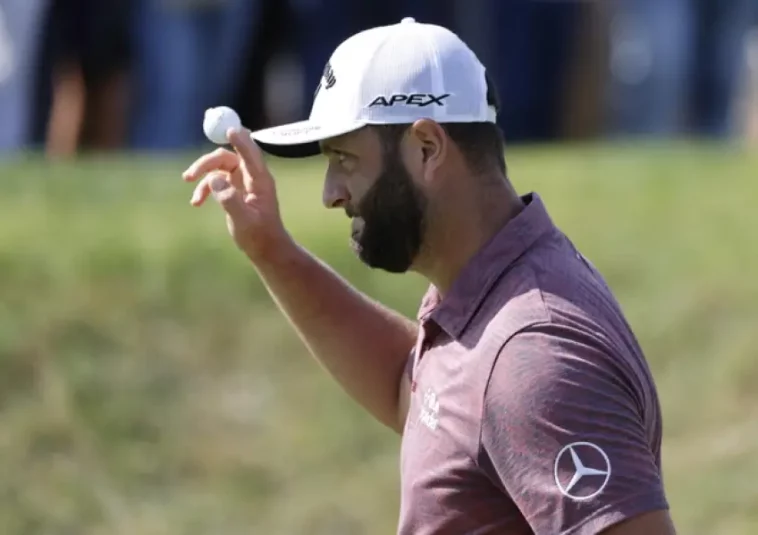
1, 0, 758, 158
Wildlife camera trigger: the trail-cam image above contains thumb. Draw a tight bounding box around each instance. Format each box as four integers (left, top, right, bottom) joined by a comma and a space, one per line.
209, 174, 248, 217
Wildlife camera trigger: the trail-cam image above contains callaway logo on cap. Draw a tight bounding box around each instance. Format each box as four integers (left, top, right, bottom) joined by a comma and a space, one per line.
251, 17, 498, 158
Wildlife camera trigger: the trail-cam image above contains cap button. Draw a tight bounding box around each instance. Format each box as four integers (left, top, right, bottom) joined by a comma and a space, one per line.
401, 17, 416, 24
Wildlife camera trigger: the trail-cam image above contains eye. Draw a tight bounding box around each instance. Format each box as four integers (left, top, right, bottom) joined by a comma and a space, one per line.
332, 151, 355, 172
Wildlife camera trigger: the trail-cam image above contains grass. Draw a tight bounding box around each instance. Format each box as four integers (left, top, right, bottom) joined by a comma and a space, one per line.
0, 140, 756, 534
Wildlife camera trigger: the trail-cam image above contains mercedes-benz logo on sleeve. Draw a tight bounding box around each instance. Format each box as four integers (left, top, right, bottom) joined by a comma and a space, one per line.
553, 442, 612, 501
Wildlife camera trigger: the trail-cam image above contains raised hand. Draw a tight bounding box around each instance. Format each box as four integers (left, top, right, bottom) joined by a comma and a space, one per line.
182, 128, 292, 261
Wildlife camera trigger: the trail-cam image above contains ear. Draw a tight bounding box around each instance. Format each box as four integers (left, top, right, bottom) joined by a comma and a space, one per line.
408, 119, 447, 172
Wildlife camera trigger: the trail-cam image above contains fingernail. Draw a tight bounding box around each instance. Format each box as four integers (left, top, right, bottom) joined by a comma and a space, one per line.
227, 127, 242, 142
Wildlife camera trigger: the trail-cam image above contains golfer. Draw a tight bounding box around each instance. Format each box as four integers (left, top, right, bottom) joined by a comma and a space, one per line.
182, 17, 676, 535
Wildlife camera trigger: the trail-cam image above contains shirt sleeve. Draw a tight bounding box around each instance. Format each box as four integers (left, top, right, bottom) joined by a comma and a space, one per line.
478, 324, 669, 535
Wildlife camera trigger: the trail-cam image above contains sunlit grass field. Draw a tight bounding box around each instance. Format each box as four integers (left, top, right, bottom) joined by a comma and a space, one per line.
1, 141, 756, 534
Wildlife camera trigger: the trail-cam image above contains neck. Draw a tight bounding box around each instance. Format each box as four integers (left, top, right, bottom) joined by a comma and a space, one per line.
415, 176, 524, 295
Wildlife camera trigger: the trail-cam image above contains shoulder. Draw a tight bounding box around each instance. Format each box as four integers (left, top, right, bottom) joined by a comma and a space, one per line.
480, 231, 641, 381
480, 240, 656, 423
479, 320, 656, 463
475, 230, 606, 338
484, 321, 634, 406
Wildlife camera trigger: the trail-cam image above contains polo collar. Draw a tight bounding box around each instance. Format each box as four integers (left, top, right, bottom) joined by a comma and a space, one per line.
417, 192, 556, 338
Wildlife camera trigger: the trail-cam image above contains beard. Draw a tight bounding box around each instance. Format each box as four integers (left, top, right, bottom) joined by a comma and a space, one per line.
349, 154, 427, 273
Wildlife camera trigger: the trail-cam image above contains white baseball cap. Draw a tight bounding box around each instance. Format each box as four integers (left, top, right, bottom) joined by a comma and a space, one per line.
250, 17, 498, 158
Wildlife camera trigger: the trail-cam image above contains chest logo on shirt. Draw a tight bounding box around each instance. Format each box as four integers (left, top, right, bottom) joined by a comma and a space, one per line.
418, 387, 440, 431
553, 442, 612, 501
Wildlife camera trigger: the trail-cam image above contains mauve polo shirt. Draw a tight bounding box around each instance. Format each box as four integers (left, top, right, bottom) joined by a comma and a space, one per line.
398, 193, 668, 535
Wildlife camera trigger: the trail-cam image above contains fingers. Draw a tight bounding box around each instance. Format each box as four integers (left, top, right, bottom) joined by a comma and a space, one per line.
183, 147, 239, 183
184, 129, 275, 210
227, 128, 275, 194
209, 173, 249, 218
190, 172, 245, 214
190, 172, 253, 214
190, 172, 221, 206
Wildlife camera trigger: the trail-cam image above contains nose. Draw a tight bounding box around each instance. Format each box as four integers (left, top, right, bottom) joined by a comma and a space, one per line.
322, 173, 349, 210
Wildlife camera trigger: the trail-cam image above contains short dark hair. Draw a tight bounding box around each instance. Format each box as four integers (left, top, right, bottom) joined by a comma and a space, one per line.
372, 70, 506, 175
373, 123, 506, 176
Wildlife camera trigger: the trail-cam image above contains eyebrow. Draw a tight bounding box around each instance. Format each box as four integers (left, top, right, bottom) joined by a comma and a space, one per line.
321, 144, 352, 157
321, 132, 359, 156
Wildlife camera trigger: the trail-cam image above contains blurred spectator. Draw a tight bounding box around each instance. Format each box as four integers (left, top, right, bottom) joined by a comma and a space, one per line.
31, 0, 132, 157
128, 0, 262, 151
743, 26, 758, 145
7, 0, 754, 159
286, 0, 585, 145
452, 0, 585, 143
606, 0, 758, 139
288, 0, 453, 123
0, 0, 48, 154
559, 0, 609, 141
288, 0, 365, 123
229, 0, 288, 131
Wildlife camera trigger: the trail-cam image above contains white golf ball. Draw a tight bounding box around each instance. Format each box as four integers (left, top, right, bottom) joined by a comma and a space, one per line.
203, 106, 242, 145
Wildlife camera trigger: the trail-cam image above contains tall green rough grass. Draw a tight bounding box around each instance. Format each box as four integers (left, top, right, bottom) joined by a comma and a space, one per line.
0, 142, 756, 534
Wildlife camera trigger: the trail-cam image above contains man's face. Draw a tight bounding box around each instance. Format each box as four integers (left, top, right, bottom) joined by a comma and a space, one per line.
321, 128, 428, 273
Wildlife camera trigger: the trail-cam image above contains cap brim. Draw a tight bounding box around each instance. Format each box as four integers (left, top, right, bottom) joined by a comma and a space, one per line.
250, 120, 366, 159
